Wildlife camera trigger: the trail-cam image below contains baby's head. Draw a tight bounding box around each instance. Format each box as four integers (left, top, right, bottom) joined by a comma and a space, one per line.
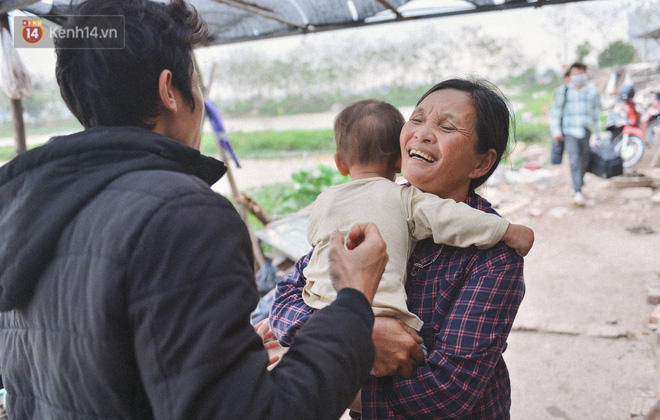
334, 99, 405, 170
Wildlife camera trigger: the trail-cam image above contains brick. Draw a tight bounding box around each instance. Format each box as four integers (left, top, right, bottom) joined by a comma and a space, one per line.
648, 287, 660, 304
651, 305, 660, 324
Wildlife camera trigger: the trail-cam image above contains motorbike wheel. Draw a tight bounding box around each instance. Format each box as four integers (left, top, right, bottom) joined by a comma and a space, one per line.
646, 118, 660, 146
613, 134, 645, 167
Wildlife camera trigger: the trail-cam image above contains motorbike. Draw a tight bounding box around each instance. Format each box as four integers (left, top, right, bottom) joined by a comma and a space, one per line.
640, 92, 660, 147
602, 85, 646, 168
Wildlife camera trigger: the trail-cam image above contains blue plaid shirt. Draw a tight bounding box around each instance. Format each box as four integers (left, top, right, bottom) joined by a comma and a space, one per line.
270, 193, 525, 419
550, 82, 601, 139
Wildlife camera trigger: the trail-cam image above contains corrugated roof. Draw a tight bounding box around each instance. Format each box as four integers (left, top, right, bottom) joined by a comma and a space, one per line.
4, 0, 595, 46
638, 27, 660, 39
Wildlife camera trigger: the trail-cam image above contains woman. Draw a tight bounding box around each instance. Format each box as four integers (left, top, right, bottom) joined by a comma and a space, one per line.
270, 78, 526, 419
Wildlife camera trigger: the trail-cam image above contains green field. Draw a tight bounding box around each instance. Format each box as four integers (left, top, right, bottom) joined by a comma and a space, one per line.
201, 128, 336, 159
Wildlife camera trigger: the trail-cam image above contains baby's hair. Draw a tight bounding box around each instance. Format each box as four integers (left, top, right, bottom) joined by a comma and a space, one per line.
334, 99, 404, 168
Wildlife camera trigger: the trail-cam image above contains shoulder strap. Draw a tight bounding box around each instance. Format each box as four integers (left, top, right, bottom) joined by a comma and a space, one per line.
560, 85, 568, 126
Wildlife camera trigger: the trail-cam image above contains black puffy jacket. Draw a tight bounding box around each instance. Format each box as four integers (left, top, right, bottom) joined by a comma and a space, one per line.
0, 126, 374, 419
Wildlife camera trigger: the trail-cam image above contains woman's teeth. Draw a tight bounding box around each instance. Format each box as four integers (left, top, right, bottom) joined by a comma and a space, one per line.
409, 149, 436, 163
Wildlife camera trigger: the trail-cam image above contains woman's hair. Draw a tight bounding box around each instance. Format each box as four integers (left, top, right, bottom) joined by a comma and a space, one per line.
417, 78, 513, 191
334, 99, 405, 168
55, 0, 209, 128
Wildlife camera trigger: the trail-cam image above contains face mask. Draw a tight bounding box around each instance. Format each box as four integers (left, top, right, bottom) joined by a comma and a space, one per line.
571, 74, 588, 86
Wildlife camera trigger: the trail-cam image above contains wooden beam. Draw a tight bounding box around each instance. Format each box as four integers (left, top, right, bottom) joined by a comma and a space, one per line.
0, 0, 38, 15
374, 0, 403, 19
211, 0, 309, 30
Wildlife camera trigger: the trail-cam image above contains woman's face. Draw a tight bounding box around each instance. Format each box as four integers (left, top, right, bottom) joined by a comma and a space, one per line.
400, 88, 485, 201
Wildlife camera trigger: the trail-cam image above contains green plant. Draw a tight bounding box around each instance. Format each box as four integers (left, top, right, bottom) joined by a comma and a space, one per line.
248, 165, 348, 216
506, 83, 554, 118
290, 165, 347, 201
0, 141, 54, 162
598, 40, 637, 68
514, 121, 551, 144
0, 147, 16, 162
576, 41, 593, 63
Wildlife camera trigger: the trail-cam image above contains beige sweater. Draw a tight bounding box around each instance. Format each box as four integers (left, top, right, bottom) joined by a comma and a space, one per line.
302, 177, 509, 331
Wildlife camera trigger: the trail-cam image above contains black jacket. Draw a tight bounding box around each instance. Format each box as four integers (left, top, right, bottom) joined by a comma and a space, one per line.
0, 126, 374, 419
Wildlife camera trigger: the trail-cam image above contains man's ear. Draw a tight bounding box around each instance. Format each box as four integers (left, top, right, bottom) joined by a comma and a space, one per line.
469, 148, 498, 179
334, 152, 350, 176
158, 69, 178, 113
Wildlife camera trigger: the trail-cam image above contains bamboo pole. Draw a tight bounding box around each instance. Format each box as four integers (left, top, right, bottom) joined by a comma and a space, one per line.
193, 53, 266, 271
0, 14, 27, 155
9, 98, 26, 154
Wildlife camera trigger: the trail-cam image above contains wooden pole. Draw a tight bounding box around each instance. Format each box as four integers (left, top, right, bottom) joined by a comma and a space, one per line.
10, 98, 26, 154
1, 14, 27, 155
193, 53, 266, 271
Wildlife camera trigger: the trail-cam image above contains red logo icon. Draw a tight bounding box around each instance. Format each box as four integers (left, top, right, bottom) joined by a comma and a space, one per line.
21, 20, 43, 44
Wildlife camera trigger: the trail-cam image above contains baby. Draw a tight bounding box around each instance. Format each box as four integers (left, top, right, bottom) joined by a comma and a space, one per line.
302, 99, 533, 331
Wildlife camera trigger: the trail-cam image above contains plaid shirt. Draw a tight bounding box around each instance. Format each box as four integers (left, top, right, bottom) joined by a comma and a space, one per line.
270, 193, 525, 419
550, 82, 601, 139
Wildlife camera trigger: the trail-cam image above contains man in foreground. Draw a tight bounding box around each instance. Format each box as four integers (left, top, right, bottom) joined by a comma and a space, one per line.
0, 1, 388, 418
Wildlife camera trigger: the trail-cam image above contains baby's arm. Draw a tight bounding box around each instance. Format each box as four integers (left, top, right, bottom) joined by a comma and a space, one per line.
501, 223, 534, 256
406, 187, 533, 254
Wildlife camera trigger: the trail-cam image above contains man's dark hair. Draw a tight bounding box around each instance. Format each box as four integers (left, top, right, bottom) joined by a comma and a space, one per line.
55, 0, 209, 128
569, 62, 587, 72
417, 78, 513, 192
334, 99, 404, 168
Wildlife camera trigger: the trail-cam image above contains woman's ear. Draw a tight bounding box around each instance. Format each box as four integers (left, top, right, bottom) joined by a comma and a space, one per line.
469, 148, 498, 179
393, 156, 402, 173
157, 69, 178, 113
334, 152, 350, 176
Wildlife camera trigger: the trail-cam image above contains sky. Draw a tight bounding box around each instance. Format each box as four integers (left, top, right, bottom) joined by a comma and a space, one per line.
0, 0, 646, 83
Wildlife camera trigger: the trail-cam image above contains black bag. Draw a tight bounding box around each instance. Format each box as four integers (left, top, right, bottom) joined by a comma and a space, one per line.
551, 140, 564, 164
551, 85, 568, 165
587, 146, 623, 178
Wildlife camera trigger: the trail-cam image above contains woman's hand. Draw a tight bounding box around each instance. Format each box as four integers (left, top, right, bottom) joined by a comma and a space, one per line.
370, 317, 425, 378
254, 318, 282, 367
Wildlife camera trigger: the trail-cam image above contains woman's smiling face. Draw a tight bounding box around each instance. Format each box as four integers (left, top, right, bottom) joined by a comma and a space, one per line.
400, 88, 484, 202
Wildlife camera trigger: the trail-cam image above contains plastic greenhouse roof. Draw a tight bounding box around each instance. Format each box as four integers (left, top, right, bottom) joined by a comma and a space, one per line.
3, 0, 595, 46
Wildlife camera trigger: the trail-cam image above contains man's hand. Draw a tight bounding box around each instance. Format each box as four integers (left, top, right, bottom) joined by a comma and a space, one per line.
328, 222, 388, 304
552, 135, 564, 144
348, 390, 361, 413
370, 317, 425, 378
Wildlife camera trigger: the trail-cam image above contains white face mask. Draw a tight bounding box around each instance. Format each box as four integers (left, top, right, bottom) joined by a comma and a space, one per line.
571, 74, 588, 87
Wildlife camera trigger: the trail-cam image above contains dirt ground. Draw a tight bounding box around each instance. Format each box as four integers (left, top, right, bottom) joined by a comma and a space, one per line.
481, 145, 660, 419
